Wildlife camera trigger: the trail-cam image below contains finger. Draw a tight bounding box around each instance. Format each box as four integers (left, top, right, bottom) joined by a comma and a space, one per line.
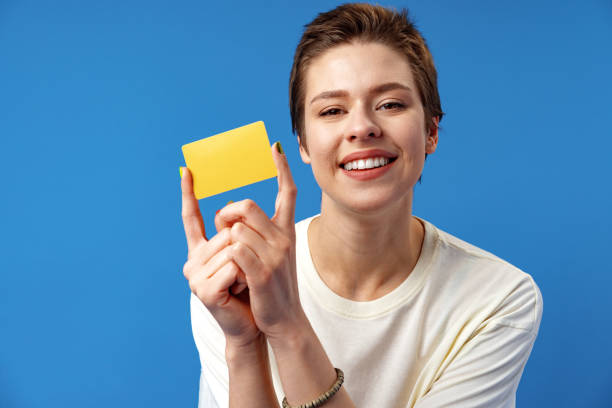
206, 261, 241, 305
217, 199, 277, 242
229, 267, 247, 295
219, 221, 266, 295
231, 241, 266, 288
230, 279, 247, 295
230, 221, 269, 262
187, 239, 247, 290
200, 245, 234, 279
185, 242, 232, 282
190, 227, 231, 264
190, 260, 240, 308
215, 210, 227, 234
270, 143, 297, 232
227, 222, 269, 294
214, 201, 234, 233
181, 167, 207, 250
198, 261, 255, 336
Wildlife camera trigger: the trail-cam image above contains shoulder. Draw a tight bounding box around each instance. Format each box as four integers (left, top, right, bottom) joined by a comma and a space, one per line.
421, 217, 543, 334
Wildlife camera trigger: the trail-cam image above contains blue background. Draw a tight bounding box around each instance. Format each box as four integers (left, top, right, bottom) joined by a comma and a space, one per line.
1, 0, 611, 406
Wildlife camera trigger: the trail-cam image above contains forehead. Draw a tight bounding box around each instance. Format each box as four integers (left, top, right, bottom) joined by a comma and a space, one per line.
304, 42, 415, 100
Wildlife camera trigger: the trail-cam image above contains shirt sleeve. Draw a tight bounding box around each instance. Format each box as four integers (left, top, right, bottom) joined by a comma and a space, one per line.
190, 293, 229, 408
198, 371, 220, 408
414, 276, 543, 408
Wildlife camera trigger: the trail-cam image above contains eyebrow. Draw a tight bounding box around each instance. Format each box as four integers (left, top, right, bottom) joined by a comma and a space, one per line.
309, 82, 412, 105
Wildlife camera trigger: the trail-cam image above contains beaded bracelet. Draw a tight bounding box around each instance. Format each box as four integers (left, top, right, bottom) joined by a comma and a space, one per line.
281, 368, 344, 408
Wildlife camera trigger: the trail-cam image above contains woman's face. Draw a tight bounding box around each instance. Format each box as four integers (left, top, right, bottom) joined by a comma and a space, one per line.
300, 41, 438, 213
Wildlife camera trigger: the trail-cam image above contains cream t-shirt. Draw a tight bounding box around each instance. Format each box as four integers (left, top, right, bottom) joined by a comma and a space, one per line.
191, 215, 543, 407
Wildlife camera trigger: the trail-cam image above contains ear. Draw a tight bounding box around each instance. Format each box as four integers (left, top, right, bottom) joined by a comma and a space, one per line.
425, 117, 439, 155
297, 135, 311, 164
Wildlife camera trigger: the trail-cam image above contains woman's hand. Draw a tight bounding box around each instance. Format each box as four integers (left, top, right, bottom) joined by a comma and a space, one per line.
216, 143, 307, 344
180, 167, 259, 347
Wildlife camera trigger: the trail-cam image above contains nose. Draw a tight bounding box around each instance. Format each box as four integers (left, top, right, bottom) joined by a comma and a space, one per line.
344, 104, 381, 141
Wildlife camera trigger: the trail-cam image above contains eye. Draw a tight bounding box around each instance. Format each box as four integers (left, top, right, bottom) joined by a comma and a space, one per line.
378, 102, 405, 111
320, 108, 343, 117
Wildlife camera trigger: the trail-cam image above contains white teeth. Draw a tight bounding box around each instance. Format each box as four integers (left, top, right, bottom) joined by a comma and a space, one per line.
342, 156, 392, 170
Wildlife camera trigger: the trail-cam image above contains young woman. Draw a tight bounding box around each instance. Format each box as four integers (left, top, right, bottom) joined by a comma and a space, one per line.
181, 4, 542, 408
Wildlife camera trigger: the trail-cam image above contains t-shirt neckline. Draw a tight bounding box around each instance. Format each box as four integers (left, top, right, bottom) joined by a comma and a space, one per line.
295, 214, 439, 320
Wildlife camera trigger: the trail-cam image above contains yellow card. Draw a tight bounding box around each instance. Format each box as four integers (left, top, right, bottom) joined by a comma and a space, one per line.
181, 121, 277, 199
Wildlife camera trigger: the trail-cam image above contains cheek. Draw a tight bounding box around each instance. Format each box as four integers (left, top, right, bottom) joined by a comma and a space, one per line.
395, 121, 426, 156
304, 135, 339, 181
305, 123, 334, 158
310, 146, 336, 171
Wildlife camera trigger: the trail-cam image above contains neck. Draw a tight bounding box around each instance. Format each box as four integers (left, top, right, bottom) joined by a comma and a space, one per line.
308, 192, 424, 301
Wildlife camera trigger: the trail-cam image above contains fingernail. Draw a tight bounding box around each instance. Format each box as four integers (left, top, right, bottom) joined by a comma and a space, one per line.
179, 167, 184, 178
275, 141, 283, 154
215, 209, 220, 215
227, 200, 233, 205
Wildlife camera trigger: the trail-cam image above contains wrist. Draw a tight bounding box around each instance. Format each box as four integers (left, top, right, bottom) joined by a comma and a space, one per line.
267, 312, 313, 353
267, 317, 342, 407
225, 332, 279, 408
225, 332, 268, 364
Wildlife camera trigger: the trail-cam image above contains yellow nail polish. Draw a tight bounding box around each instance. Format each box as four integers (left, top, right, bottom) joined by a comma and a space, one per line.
179, 167, 184, 178
227, 200, 234, 205
275, 141, 283, 154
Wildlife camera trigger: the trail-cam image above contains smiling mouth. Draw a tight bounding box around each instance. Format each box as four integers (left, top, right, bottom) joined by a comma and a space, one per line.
341, 156, 397, 171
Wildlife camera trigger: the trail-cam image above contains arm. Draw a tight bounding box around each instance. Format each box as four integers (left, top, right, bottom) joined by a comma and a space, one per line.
268, 316, 355, 408
181, 167, 277, 407
227, 333, 279, 408
191, 292, 277, 408
220, 302, 355, 408
216, 145, 356, 407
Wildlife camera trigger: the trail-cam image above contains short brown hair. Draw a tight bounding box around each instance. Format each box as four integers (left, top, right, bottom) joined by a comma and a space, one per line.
289, 3, 444, 148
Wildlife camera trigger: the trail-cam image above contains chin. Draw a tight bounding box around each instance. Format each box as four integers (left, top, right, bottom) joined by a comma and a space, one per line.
333, 188, 413, 215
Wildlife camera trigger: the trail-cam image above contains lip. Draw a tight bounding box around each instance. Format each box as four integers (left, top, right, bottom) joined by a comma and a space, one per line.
339, 149, 397, 166
341, 159, 396, 181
